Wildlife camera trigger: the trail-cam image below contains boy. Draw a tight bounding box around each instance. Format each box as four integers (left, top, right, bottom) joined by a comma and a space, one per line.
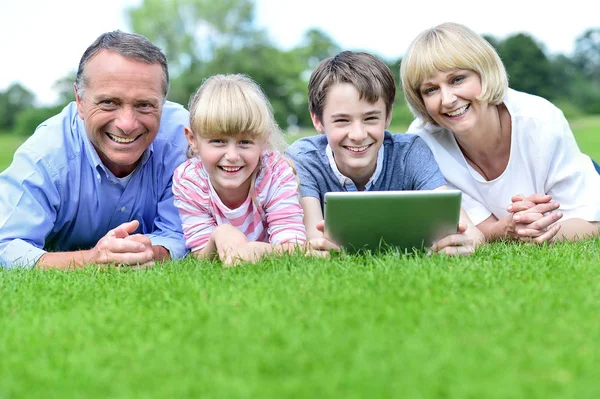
286, 51, 483, 255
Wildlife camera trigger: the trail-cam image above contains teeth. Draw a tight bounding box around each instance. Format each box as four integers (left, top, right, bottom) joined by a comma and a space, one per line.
220, 166, 242, 172
447, 105, 469, 117
346, 145, 369, 152
107, 133, 136, 143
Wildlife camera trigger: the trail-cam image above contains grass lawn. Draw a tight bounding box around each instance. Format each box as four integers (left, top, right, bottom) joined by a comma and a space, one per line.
0, 116, 599, 398
2, 241, 600, 398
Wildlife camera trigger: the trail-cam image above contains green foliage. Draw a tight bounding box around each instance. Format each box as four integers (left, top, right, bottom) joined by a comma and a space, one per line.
13, 105, 65, 137
0, 83, 35, 131
2, 239, 600, 398
497, 33, 553, 100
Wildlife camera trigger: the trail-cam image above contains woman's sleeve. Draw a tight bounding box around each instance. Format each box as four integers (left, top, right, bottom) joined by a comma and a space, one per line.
544, 111, 600, 222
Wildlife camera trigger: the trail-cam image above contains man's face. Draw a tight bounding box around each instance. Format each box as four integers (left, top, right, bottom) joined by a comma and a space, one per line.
75, 50, 164, 177
311, 82, 391, 188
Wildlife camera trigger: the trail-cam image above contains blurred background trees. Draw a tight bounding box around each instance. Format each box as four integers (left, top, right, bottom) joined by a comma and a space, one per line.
1, 0, 599, 135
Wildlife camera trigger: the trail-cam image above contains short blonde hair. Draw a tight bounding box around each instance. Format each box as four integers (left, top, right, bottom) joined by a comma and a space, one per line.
400, 22, 508, 125
187, 74, 286, 156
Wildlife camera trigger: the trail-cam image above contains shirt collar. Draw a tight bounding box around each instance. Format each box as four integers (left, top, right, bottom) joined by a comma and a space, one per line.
325, 143, 384, 191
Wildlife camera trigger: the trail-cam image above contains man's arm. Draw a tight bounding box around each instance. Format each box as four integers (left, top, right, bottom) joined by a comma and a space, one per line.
35, 221, 155, 269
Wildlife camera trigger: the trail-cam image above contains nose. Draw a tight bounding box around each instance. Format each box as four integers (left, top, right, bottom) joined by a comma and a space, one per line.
225, 144, 240, 162
114, 106, 139, 135
347, 122, 368, 142
440, 86, 457, 108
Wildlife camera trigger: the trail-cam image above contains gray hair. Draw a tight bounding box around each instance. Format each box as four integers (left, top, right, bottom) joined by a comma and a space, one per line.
75, 30, 169, 100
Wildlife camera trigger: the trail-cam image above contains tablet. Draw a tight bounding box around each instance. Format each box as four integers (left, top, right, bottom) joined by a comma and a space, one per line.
324, 190, 462, 254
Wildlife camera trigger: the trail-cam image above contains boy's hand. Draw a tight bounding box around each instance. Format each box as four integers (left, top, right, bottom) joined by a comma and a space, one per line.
430, 222, 484, 256
307, 220, 340, 255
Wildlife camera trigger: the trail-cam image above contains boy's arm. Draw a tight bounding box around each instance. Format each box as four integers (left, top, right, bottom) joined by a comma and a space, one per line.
301, 197, 340, 253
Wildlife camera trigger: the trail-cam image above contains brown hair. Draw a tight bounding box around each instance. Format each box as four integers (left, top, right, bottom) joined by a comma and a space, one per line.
308, 51, 396, 123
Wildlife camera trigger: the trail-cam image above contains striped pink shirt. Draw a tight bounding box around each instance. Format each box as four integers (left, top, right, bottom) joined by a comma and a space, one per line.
173, 151, 306, 251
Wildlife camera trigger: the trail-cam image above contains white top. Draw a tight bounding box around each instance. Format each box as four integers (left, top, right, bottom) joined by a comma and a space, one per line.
407, 88, 600, 225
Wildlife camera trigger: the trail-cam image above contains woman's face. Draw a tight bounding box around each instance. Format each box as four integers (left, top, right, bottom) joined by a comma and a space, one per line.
419, 69, 490, 135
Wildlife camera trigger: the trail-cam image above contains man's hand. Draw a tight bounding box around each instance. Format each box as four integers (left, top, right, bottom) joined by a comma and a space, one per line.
88, 220, 154, 267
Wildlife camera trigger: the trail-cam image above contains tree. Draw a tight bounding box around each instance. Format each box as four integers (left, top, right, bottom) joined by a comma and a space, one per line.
0, 83, 35, 131
497, 33, 553, 100
127, 0, 262, 76
573, 28, 600, 83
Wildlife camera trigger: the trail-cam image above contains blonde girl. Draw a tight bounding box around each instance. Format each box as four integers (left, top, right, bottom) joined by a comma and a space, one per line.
172, 74, 306, 265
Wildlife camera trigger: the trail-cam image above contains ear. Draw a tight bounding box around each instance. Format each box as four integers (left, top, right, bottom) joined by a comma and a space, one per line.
184, 127, 199, 155
74, 83, 85, 120
385, 111, 393, 129
310, 112, 325, 134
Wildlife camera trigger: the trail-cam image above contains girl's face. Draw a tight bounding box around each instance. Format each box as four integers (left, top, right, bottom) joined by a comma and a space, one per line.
185, 127, 265, 207
419, 69, 492, 136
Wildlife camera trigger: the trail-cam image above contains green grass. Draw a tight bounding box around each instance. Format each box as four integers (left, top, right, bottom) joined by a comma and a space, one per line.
2, 241, 600, 398
1, 117, 600, 397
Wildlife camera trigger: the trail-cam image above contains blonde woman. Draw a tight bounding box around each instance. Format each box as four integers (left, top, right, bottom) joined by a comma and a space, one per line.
400, 22, 600, 243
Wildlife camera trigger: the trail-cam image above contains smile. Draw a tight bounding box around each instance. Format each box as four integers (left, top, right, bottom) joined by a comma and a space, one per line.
106, 132, 142, 144
218, 166, 243, 173
344, 144, 371, 153
446, 104, 470, 117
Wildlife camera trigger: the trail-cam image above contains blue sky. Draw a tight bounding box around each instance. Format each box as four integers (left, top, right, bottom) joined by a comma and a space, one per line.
2, 0, 597, 105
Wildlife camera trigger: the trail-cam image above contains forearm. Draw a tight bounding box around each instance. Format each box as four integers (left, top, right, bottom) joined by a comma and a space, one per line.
477, 215, 516, 242
36, 250, 95, 270
152, 245, 171, 262
555, 219, 600, 241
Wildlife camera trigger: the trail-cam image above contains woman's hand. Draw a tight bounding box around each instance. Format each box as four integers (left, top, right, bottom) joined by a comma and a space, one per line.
506, 193, 563, 244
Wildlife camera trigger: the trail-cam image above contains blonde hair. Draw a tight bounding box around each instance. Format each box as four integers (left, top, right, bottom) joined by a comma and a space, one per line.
400, 22, 508, 125
186, 74, 291, 211
186, 74, 286, 157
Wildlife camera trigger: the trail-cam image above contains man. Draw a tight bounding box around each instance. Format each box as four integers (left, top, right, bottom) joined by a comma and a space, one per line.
0, 31, 189, 269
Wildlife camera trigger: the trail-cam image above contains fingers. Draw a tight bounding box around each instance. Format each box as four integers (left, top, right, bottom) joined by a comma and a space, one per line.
431, 233, 474, 256
316, 220, 325, 234
508, 194, 554, 213
112, 220, 140, 239
511, 193, 552, 204
510, 200, 560, 214
308, 237, 340, 252
518, 223, 562, 244
513, 209, 563, 225
94, 228, 153, 266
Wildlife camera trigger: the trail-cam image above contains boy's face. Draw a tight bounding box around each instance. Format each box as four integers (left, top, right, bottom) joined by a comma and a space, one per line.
311, 83, 391, 186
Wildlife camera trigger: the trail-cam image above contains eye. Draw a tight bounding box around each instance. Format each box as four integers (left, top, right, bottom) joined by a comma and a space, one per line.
99, 99, 117, 106
421, 87, 437, 96
239, 140, 253, 146
333, 118, 349, 124
209, 139, 225, 145
451, 75, 465, 84
365, 116, 379, 122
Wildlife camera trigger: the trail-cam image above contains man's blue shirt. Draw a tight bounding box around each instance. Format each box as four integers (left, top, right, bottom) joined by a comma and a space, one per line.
0, 101, 190, 268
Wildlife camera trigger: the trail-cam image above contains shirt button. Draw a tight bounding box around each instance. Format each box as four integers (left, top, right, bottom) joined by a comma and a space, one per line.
120, 207, 126, 212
